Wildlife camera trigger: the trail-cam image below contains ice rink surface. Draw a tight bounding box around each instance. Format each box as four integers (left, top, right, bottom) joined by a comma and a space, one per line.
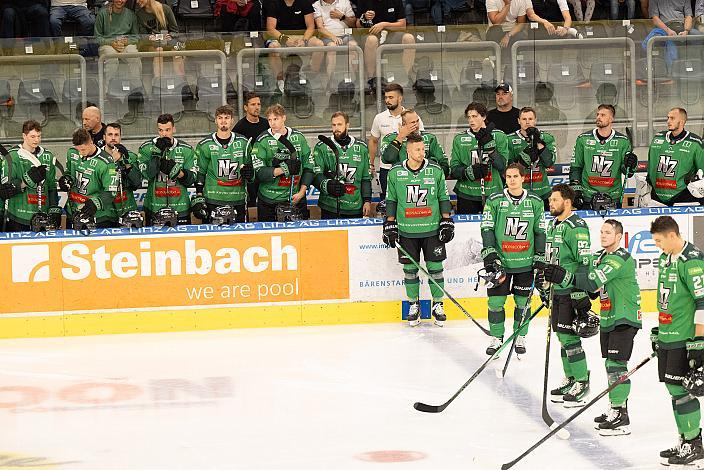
0, 314, 677, 469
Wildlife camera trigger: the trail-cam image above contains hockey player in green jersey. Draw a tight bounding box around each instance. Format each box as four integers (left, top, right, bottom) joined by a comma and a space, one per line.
383, 133, 454, 327
650, 216, 704, 466
506, 107, 556, 211
542, 184, 593, 407
450, 101, 509, 214
252, 104, 314, 222
61, 128, 119, 228
380, 109, 449, 177
312, 112, 372, 219
570, 104, 638, 210
137, 114, 197, 226
574, 219, 641, 436
646, 107, 704, 206
3, 120, 60, 231
194, 105, 253, 224
103, 123, 143, 226
480, 162, 546, 355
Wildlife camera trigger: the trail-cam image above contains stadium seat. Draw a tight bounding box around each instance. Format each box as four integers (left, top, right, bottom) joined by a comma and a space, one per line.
16, 78, 58, 121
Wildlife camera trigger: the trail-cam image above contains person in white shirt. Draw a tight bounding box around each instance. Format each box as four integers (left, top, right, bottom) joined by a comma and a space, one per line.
486, 0, 573, 47
313, 0, 359, 83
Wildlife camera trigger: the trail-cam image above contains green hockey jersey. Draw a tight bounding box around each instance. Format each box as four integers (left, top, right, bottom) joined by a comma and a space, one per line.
546, 213, 591, 294
137, 137, 197, 217
6, 146, 59, 225
111, 148, 142, 214
575, 248, 642, 332
195, 132, 252, 206
312, 136, 372, 215
386, 159, 452, 238
380, 131, 449, 176
507, 130, 557, 199
656, 242, 704, 349
480, 189, 546, 273
65, 147, 119, 224
570, 129, 632, 202
647, 131, 704, 204
251, 128, 314, 205
449, 128, 509, 201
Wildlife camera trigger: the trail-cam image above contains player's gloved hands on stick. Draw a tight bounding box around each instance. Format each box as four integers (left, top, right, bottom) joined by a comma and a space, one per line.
572, 188, 585, 210
651, 327, 659, 352
48, 206, 62, 228
58, 175, 74, 192
160, 158, 181, 179
688, 337, 704, 368
438, 217, 454, 243
571, 295, 592, 316
467, 163, 489, 181
79, 198, 98, 217
382, 219, 398, 248
0, 182, 20, 200
279, 158, 301, 178
240, 163, 254, 181
475, 127, 493, 148
543, 264, 572, 285
25, 165, 47, 185
326, 179, 346, 198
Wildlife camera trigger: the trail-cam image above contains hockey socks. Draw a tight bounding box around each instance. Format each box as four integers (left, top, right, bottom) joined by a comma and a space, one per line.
512, 295, 530, 336
557, 332, 589, 382
606, 359, 630, 407
403, 265, 420, 302
426, 261, 445, 302
667, 383, 702, 440
488, 295, 507, 337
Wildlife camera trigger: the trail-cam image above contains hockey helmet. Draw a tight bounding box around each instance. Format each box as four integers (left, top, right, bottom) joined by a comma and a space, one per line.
119, 210, 144, 229
375, 200, 387, 218
687, 170, 704, 199
590, 192, 614, 212
683, 366, 704, 396
211, 205, 236, 225
572, 310, 600, 338
152, 207, 178, 228
30, 211, 55, 232
275, 203, 301, 222
71, 211, 96, 231
477, 263, 507, 289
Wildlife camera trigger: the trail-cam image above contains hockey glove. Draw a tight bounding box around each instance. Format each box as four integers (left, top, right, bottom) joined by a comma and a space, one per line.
115, 144, 130, 160
24, 165, 47, 187
47, 206, 62, 229
58, 175, 74, 192
467, 163, 489, 181
438, 217, 455, 243
190, 195, 208, 220
624, 152, 638, 175
651, 327, 659, 352
159, 158, 182, 180
325, 179, 346, 198
155, 136, 172, 153
525, 126, 541, 140
543, 264, 571, 285
0, 182, 20, 200
687, 337, 704, 368
533, 253, 547, 272
475, 127, 493, 148
240, 163, 255, 181
482, 249, 501, 269
79, 198, 98, 217
571, 295, 592, 316
382, 219, 398, 248
572, 188, 585, 210
279, 158, 301, 178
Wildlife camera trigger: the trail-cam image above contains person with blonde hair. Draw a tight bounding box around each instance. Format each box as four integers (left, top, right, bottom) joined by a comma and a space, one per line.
135, 0, 184, 78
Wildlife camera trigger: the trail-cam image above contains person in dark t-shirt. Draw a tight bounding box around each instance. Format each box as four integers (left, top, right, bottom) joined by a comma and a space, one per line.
234, 92, 270, 207
487, 82, 520, 134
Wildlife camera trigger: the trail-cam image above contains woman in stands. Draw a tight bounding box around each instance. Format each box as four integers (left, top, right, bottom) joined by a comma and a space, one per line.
134, 0, 185, 79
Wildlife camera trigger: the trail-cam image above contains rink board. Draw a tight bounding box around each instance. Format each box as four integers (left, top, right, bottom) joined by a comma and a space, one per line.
0, 206, 699, 338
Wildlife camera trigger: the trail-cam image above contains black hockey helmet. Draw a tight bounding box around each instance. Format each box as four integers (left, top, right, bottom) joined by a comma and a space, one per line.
71, 211, 96, 231
211, 205, 236, 225
152, 207, 178, 228
30, 211, 55, 232
572, 310, 600, 338
591, 192, 614, 212
275, 203, 302, 222
119, 210, 144, 229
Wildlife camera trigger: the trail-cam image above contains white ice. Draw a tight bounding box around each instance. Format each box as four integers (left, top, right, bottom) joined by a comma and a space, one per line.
0, 314, 675, 469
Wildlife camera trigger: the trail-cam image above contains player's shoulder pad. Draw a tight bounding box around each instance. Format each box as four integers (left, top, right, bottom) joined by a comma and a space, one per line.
527, 193, 543, 203
254, 130, 271, 143
426, 161, 443, 172
487, 191, 504, 202
176, 140, 193, 150
577, 130, 592, 139
653, 130, 668, 141
196, 135, 215, 147
233, 131, 248, 142
682, 243, 704, 262
93, 150, 114, 166
138, 140, 154, 151
491, 129, 507, 137
687, 132, 703, 145
613, 131, 628, 140
612, 247, 632, 262
567, 213, 588, 228
389, 162, 405, 172
353, 139, 369, 150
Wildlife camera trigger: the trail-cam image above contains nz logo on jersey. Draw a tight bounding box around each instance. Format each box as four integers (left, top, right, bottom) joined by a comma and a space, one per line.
591, 155, 614, 176
659, 284, 671, 310
218, 159, 239, 180
406, 185, 428, 206
505, 217, 529, 240
657, 155, 678, 177
338, 163, 357, 183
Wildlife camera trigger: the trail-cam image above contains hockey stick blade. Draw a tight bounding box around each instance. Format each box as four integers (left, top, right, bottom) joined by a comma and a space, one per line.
317, 134, 339, 157
501, 353, 656, 469
625, 126, 634, 147
413, 306, 543, 414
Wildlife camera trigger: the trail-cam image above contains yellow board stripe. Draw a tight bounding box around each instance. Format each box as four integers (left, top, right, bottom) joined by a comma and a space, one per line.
0, 291, 658, 339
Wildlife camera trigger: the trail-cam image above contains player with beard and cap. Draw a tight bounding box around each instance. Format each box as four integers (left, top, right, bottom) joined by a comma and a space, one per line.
194, 105, 253, 224
569, 104, 637, 210
312, 112, 372, 219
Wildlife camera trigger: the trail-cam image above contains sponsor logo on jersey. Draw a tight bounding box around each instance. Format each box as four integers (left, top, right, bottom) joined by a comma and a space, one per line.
587, 140, 596, 145
155, 186, 182, 198
405, 207, 432, 218
460, 136, 472, 143
600, 298, 612, 311
397, 171, 408, 177
524, 172, 543, 183
654, 139, 664, 144
423, 178, 434, 185
655, 178, 677, 189
501, 241, 530, 252
587, 176, 616, 187
500, 201, 509, 207
689, 266, 704, 275
659, 311, 672, 324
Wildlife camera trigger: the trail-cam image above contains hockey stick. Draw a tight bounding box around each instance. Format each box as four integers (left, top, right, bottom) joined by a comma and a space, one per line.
499, 280, 536, 378
501, 352, 656, 469
318, 134, 341, 219
414, 304, 544, 414
396, 243, 490, 336
0, 143, 11, 232
619, 126, 636, 211
276, 132, 301, 220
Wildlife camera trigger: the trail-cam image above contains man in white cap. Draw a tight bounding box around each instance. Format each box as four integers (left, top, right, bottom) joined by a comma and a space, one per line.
488, 82, 520, 134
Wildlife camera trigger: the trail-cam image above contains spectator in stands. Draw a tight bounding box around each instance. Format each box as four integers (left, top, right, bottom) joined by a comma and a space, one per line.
487, 0, 573, 47
404, 0, 429, 25
216, 0, 263, 31
313, 0, 359, 85
529, 0, 573, 38
265, 0, 325, 92
568, 0, 595, 21
355, 0, 415, 81
648, 0, 696, 36
487, 82, 520, 134
234, 92, 270, 207
82, 106, 107, 148
135, 0, 185, 78
1, 0, 50, 38
610, 0, 635, 19
49, 0, 95, 39
95, 0, 142, 82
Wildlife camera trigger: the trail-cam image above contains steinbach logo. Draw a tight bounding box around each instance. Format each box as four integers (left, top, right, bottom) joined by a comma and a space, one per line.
11, 245, 50, 283
11, 236, 298, 283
